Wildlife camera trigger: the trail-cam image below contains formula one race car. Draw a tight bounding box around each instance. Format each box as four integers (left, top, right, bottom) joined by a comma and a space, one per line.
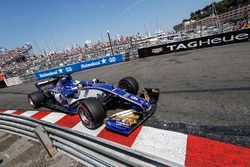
27, 74, 159, 135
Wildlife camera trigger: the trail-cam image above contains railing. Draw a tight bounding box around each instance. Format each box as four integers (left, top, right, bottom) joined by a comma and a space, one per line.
0, 113, 180, 167
19, 73, 36, 84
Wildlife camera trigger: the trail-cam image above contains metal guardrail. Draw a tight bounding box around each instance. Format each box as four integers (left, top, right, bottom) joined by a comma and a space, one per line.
0, 113, 180, 167
20, 74, 36, 84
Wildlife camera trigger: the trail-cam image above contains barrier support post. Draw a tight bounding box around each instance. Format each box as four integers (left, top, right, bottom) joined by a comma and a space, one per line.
35, 125, 58, 157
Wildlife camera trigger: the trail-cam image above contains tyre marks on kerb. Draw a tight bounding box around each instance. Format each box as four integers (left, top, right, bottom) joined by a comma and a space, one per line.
145, 121, 250, 148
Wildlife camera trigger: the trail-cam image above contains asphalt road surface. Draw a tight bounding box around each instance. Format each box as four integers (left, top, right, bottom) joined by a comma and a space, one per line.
0, 42, 250, 162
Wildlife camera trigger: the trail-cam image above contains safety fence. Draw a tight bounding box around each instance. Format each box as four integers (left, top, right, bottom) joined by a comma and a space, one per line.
0, 112, 177, 167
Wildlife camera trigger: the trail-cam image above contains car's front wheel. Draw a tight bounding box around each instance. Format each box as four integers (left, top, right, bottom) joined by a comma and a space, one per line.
118, 76, 139, 95
78, 98, 106, 129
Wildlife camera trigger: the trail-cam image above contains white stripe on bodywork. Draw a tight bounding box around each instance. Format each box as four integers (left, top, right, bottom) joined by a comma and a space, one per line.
41, 112, 66, 123
4, 110, 17, 114
20, 110, 39, 117
69, 89, 103, 105
72, 122, 105, 136
131, 126, 188, 166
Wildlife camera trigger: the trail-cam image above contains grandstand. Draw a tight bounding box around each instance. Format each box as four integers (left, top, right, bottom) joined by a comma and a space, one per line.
0, 44, 32, 77
0, 34, 142, 79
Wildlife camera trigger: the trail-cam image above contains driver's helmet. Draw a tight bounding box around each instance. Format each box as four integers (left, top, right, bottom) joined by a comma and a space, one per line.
61, 75, 72, 85
74, 80, 83, 89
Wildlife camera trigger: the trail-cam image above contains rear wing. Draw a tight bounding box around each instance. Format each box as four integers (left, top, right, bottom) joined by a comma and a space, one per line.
35, 77, 59, 89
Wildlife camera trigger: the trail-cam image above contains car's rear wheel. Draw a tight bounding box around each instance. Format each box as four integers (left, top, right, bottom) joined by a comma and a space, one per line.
27, 91, 45, 109
78, 98, 106, 129
118, 76, 139, 95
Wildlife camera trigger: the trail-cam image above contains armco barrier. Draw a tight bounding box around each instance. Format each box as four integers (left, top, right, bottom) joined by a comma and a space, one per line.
138, 29, 250, 58
35, 54, 124, 80
20, 73, 36, 84
1, 110, 250, 166
0, 112, 175, 167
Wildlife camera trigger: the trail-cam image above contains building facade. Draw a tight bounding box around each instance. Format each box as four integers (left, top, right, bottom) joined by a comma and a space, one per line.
174, 5, 249, 31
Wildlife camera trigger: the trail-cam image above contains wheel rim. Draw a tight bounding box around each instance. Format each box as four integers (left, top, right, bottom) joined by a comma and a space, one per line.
28, 97, 34, 107
78, 104, 91, 125
119, 80, 133, 93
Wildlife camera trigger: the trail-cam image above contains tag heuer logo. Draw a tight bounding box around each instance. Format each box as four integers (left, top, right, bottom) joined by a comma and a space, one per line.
152, 47, 163, 54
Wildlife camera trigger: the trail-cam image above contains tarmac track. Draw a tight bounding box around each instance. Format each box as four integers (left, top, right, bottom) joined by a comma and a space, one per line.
0, 42, 250, 147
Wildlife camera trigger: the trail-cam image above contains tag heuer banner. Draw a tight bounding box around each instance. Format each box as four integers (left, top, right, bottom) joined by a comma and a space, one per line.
138, 29, 250, 58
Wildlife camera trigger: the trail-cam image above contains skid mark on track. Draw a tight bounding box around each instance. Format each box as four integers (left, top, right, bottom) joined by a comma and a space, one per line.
0, 92, 27, 95
160, 86, 250, 94
0, 102, 32, 111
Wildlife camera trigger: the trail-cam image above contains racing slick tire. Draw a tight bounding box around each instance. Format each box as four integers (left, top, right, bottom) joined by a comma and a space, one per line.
118, 76, 139, 95
27, 91, 45, 109
78, 98, 106, 129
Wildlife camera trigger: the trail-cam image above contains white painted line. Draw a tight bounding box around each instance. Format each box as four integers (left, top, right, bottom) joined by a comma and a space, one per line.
41, 112, 66, 123
20, 110, 39, 117
72, 122, 105, 136
3, 110, 17, 114
132, 126, 188, 166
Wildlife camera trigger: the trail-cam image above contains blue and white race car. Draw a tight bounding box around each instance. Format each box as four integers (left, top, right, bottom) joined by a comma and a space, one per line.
27, 74, 159, 135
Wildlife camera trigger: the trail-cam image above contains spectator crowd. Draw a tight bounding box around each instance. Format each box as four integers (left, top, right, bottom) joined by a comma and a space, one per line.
0, 34, 142, 78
